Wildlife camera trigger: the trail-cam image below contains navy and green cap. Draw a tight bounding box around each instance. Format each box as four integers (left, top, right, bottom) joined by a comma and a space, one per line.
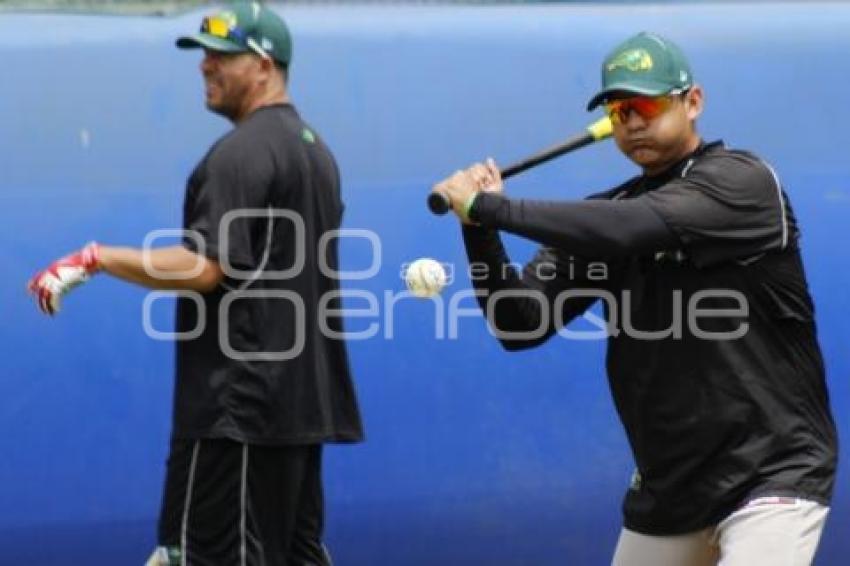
176, 1, 292, 67
587, 32, 693, 110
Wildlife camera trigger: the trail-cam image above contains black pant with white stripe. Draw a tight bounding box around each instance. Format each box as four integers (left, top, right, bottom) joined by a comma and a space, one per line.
158, 439, 330, 566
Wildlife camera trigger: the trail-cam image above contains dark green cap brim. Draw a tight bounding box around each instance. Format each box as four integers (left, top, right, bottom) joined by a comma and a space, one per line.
586, 81, 674, 111
175, 33, 247, 54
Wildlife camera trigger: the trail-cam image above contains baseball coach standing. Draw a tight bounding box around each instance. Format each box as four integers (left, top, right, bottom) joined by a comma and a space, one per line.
28, 3, 363, 564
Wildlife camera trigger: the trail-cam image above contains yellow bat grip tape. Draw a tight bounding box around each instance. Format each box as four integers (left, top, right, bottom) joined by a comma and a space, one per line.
587, 116, 613, 141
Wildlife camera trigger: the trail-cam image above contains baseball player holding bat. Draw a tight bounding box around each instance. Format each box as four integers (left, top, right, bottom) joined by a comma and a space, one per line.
432, 32, 836, 565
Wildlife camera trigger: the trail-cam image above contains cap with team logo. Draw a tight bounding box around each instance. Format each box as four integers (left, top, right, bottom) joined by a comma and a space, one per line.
176, 1, 292, 66
586, 32, 693, 110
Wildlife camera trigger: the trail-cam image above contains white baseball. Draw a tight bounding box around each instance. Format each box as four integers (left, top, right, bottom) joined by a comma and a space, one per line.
405, 258, 447, 298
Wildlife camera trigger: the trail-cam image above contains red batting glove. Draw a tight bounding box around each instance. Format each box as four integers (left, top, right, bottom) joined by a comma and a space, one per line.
27, 242, 101, 315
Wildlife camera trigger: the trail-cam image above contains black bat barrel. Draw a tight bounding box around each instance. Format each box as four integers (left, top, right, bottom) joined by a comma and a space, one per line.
426, 131, 595, 216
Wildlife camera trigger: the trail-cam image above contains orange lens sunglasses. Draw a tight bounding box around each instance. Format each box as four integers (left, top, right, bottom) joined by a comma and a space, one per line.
604, 90, 688, 124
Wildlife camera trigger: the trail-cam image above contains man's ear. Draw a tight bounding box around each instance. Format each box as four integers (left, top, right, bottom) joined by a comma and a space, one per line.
686, 85, 704, 121
254, 55, 276, 83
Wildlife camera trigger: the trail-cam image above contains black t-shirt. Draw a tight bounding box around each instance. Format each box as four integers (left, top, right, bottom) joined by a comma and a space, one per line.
463, 141, 837, 534
175, 104, 363, 445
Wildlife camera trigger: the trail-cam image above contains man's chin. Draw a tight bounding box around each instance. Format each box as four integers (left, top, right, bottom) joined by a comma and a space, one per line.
205, 100, 232, 120
629, 147, 657, 162
631, 151, 682, 176
630, 147, 666, 168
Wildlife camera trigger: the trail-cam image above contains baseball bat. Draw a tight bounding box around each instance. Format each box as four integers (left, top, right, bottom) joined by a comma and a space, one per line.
427, 116, 613, 215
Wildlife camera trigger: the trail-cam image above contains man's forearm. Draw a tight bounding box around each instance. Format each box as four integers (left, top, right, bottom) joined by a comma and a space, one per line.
99, 245, 223, 292
462, 225, 553, 349
470, 193, 677, 257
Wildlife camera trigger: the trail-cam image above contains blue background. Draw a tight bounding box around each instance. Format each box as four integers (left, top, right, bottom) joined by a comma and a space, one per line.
1, 3, 848, 564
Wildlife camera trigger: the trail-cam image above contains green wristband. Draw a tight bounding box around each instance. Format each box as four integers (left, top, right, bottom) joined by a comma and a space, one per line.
463, 192, 479, 222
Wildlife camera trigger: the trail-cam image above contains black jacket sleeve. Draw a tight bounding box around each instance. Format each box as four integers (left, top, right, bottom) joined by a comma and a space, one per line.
469, 193, 679, 258
641, 151, 792, 267
462, 225, 619, 351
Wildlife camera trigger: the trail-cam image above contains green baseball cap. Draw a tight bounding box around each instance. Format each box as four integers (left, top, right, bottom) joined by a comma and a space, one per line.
586, 32, 693, 110
176, 1, 292, 66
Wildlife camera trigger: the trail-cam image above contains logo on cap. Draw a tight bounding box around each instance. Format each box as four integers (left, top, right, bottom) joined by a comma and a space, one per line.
607, 49, 653, 73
